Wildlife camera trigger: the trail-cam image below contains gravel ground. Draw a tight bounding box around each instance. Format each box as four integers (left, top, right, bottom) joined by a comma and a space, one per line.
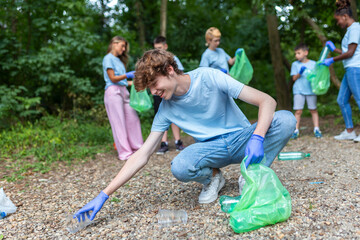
1, 117, 360, 239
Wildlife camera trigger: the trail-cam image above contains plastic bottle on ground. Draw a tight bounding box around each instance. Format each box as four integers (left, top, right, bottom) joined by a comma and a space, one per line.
157, 209, 187, 227
219, 195, 242, 213
65, 212, 93, 233
278, 151, 310, 160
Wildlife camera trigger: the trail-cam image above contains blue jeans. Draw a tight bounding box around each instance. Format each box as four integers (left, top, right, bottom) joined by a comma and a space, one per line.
171, 110, 296, 185
337, 67, 360, 129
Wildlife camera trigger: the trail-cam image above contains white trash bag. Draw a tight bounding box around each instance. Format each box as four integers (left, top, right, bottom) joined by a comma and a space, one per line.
0, 188, 17, 217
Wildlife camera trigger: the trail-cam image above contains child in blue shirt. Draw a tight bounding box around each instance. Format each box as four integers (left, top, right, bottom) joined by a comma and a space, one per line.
199, 27, 235, 73
290, 43, 322, 139
75, 49, 296, 221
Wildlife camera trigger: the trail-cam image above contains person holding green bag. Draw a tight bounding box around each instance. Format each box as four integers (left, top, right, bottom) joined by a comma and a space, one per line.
102, 36, 143, 160
321, 0, 360, 142
199, 27, 235, 73
290, 43, 322, 139
74, 49, 296, 221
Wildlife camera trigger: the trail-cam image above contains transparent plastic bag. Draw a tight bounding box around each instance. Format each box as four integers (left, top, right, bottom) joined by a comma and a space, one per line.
306, 61, 330, 95
226, 157, 291, 233
0, 188, 17, 216
129, 84, 152, 112
229, 48, 253, 85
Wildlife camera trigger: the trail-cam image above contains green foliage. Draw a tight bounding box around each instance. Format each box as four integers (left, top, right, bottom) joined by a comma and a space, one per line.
0, 116, 114, 181
0, 85, 42, 128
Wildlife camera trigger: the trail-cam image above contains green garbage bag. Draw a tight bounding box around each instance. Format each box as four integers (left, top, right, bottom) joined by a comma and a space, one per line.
229, 48, 253, 84
129, 84, 152, 112
227, 157, 292, 233
306, 62, 330, 95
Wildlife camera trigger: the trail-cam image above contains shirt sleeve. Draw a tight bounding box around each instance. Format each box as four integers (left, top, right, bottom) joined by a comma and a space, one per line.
174, 56, 185, 71
103, 55, 114, 70
209, 69, 244, 99
224, 50, 231, 61
348, 26, 360, 45
151, 104, 172, 132
199, 52, 210, 67
290, 62, 298, 76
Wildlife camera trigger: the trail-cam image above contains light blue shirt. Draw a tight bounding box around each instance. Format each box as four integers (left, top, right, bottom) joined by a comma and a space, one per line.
151, 67, 250, 141
199, 48, 231, 73
102, 53, 128, 90
290, 60, 316, 95
342, 22, 360, 68
174, 55, 184, 71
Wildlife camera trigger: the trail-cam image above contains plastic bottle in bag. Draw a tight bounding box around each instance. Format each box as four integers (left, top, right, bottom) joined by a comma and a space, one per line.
318, 46, 330, 62
65, 212, 93, 233
219, 195, 242, 213
157, 209, 187, 227
278, 151, 310, 160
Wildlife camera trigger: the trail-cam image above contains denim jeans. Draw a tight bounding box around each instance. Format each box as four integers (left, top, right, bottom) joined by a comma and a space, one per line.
171, 110, 296, 185
337, 67, 360, 129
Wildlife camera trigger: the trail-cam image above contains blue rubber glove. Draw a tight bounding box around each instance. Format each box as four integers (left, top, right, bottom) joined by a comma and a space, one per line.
321, 57, 334, 67
299, 66, 307, 75
244, 134, 264, 168
125, 71, 135, 79
325, 41, 336, 52
74, 191, 109, 221
235, 48, 243, 55
219, 68, 227, 74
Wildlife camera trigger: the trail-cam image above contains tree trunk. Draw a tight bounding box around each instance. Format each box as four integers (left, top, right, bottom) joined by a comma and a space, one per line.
350, 0, 358, 21
266, 14, 291, 110
303, 16, 341, 89
134, 0, 146, 50
25, 0, 32, 53
160, 0, 167, 37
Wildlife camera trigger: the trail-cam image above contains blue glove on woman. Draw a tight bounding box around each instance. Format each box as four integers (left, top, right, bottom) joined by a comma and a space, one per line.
325, 41, 336, 52
299, 66, 307, 75
321, 57, 334, 67
75, 191, 109, 221
244, 134, 264, 168
125, 71, 135, 79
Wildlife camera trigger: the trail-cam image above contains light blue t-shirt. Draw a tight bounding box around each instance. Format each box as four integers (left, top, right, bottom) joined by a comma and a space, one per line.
290, 60, 316, 95
199, 48, 231, 73
342, 22, 360, 68
102, 53, 128, 90
174, 55, 184, 71
151, 67, 250, 142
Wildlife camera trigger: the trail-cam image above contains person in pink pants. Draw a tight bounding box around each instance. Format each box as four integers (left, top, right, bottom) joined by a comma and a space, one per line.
102, 36, 143, 160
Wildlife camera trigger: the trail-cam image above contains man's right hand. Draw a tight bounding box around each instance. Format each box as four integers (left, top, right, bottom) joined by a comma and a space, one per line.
326, 41, 336, 52
74, 191, 109, 221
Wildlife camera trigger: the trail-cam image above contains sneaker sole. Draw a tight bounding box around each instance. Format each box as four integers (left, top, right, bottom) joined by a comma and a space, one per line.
198, 176, 225, 204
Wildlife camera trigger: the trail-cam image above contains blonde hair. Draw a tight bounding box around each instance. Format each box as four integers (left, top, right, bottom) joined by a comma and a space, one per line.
106, 36, 129, 67
205, 27, 221, 46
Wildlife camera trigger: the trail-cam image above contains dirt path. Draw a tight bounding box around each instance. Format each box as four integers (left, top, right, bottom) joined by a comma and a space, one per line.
0, 117, 359, 239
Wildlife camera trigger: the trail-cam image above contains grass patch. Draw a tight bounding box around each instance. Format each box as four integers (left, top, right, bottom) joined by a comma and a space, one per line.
0, 114, 152, 182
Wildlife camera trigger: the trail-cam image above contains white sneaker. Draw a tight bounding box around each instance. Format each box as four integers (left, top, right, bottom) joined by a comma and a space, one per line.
198, 171, 225, 204
354, 135, 360, 143
334, 129, 356, 140
238, 175, 246, 195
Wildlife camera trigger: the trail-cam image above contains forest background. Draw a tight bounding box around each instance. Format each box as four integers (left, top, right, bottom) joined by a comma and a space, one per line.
0, 0, 359, 181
